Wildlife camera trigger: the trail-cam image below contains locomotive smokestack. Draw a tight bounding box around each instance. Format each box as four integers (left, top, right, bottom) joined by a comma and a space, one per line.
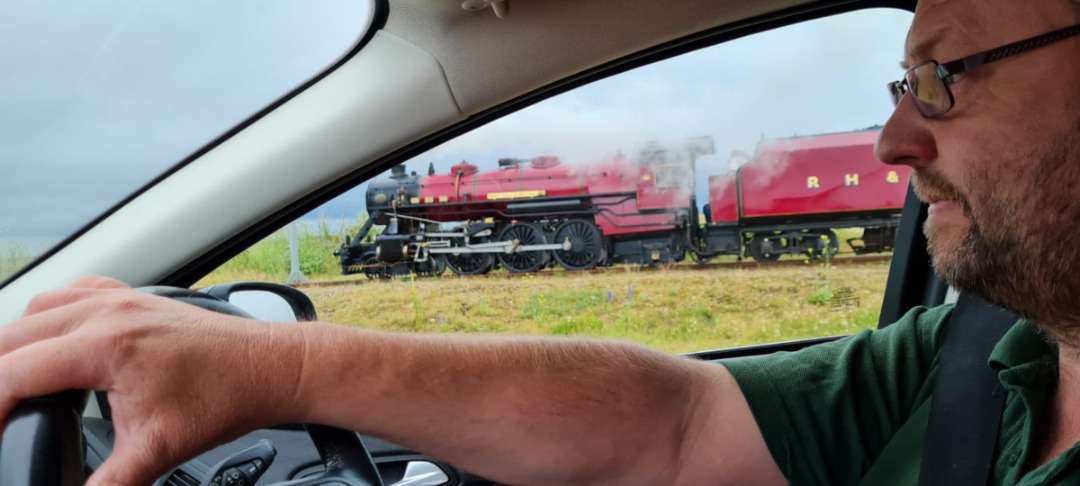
390, 164, 407, 180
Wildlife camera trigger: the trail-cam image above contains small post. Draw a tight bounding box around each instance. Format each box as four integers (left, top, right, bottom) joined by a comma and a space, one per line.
627, 285, 634, 302
285, 221, 308, 285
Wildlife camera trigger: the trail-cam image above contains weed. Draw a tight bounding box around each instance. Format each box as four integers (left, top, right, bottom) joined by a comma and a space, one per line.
807, 289, 833, 306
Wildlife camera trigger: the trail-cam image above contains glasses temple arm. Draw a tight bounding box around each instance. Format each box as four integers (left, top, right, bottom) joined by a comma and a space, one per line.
940, 24, 1080, 78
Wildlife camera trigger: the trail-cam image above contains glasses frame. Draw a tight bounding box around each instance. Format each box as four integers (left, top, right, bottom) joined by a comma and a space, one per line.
890, 23, 1080, 119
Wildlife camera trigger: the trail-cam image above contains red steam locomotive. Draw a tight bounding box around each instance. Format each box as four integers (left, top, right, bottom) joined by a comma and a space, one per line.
335, 129, 910, 277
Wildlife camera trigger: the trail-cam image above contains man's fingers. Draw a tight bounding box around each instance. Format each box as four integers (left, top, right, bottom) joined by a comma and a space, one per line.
0, 337, 106, 453
20, 287, 100, 318
69, 275, 131, 290
0, 336, 108, 404
1, 303, 88, 356
20, 276, 128, 318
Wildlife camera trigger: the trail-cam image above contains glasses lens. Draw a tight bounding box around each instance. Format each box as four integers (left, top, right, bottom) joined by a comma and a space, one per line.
888, 81, 905, 107
906, 62, 952, 117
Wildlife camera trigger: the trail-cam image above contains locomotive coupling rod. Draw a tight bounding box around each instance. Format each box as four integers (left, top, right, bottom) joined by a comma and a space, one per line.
428, 239, 571, 255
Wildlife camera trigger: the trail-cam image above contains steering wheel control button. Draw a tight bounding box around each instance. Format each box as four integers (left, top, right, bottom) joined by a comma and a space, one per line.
243, 461, 261, 477
222, 468, 248, 486
200, 439, 276, 486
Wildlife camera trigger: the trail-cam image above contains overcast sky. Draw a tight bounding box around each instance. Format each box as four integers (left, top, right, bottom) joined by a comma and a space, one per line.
0, 3, 912, 259
311, 7, 914, 225
0, 0, 369, 251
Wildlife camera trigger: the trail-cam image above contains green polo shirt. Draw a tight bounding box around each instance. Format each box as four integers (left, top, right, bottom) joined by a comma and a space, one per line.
724, 304, 1080, 485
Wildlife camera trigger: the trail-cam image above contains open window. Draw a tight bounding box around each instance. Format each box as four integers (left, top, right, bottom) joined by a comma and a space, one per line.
202, 7, 917, 355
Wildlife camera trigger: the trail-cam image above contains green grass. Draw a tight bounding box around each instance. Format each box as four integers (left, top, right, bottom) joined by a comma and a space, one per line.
0, 243, 35, 283
306, 262, 891, 354
198, 216, 369, 286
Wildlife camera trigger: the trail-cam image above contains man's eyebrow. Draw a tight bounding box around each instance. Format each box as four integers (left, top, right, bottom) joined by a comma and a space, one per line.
902, 28, 949, 71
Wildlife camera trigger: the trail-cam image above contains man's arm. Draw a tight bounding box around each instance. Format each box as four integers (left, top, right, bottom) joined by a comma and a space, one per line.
294, 324, 785, 485
0, 276, 784, 486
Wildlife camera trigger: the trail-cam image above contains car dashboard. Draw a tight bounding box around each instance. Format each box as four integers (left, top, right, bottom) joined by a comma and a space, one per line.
82, 418, 499, 486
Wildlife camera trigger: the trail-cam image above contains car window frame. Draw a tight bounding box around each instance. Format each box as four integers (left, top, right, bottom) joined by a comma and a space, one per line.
161, 0, 931, 349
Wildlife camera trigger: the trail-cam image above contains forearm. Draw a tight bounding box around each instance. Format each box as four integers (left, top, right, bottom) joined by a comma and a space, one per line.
293, 322, 709, 485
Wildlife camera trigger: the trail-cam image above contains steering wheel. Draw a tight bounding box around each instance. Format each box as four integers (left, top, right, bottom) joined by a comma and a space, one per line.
0, 286, 385, 486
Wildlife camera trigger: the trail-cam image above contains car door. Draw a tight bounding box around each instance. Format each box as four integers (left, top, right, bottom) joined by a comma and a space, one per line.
1, 0, 937, 484
174, 5, 935, 483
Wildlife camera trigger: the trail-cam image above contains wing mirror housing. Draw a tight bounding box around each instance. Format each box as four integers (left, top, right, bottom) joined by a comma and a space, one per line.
200, 282, 318, 323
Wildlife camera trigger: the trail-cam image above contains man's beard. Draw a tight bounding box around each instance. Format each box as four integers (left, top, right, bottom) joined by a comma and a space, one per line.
919, 124, 1080, 346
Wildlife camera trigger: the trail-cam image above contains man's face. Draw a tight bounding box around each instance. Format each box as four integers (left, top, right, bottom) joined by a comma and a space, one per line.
875, 0, 1080, 344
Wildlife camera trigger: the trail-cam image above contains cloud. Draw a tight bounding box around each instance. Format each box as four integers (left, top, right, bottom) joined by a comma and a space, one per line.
0, 2, 914, 259
374, 8, 911, 215
0, 0, 370, 243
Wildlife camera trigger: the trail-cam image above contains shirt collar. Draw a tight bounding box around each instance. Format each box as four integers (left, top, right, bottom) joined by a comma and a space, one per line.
988, 320, 1057, 371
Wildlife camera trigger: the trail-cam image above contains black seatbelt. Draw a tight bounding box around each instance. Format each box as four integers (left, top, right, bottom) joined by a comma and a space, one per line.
919, 294, 1018, 486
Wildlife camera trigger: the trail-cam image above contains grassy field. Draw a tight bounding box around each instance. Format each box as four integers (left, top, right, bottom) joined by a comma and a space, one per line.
301, 262, 890, 354
199, 218, 366, 286
197, 222, 891, 354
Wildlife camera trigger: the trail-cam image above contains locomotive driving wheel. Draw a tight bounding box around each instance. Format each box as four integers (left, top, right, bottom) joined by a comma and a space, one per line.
414, 255, 447, 277
497, 222, 550, 273
359, 253, 385, 280
445, 238, 495, 276
553, 219, 604, 271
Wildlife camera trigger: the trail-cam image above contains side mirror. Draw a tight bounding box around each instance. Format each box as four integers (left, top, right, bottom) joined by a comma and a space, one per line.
200, 282, 318, 323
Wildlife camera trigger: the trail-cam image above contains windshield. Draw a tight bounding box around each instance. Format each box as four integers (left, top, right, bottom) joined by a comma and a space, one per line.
0, 0, 375, 282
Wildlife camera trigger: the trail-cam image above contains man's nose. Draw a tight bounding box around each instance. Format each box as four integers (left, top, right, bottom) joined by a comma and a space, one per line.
874, 94, 938, 168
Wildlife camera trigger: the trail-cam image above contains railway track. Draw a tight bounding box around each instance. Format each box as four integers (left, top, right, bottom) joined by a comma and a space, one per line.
294, 254, 893, 289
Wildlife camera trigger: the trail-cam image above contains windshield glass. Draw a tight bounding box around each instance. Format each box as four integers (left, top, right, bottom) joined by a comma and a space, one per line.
0, 0, 374, 282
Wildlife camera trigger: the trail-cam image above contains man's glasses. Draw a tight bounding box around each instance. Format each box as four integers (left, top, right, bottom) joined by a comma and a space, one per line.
889, 24, 1080, 119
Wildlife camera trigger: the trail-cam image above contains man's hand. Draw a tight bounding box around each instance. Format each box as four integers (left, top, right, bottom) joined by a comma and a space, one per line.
0, 275, 784, 486
0, 276, 308, 486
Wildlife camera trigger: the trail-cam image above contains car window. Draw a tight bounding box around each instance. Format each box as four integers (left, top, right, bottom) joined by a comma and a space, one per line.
0, 0, 376, 284
201, 8, 913, 354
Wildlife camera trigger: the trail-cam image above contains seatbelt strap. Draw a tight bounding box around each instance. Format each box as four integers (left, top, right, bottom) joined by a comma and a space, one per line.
918, 294, 1018, 486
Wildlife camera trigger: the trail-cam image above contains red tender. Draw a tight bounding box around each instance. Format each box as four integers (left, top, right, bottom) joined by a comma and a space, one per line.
710, 130, 910, 222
